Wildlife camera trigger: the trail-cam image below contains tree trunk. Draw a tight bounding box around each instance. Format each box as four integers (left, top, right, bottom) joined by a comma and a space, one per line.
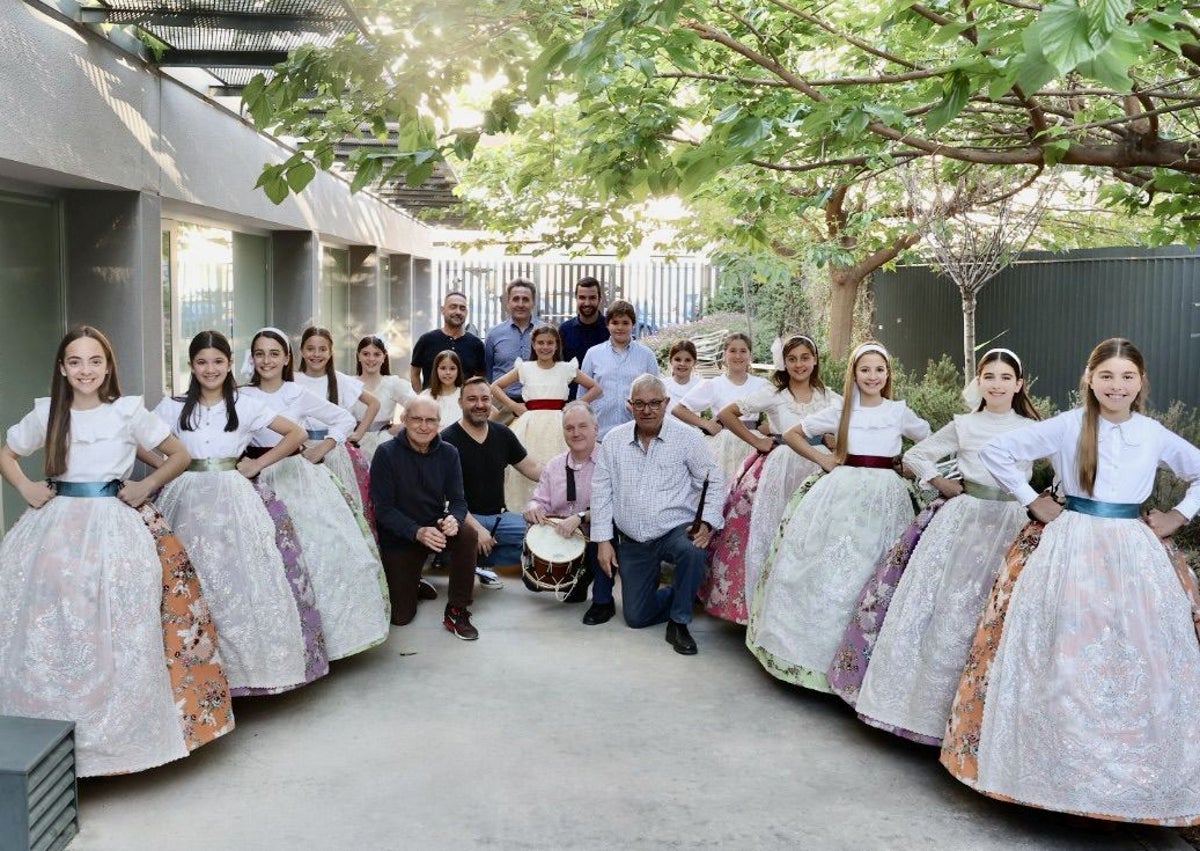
961, 287, 977, 378
827, 266, 860, 361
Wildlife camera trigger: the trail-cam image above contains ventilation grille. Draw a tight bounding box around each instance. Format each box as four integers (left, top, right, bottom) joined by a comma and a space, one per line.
0, 717, 78, 851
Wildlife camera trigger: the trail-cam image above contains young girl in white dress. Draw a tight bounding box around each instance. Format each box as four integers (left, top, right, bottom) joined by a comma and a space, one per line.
294, 326, 380, 514
0, 326, 234, 776
491, 325, 601, 512
848, 349, 1038, 742
672, 333, 771, 483
746, 342, 930, 692
354, 334, 415, 460
663, 340, 701, 414
150, 330, 329, 696
421, 349, 465, 429
701, 334, 838, 624
241, 327, 390, 660
942, 338, 1200, 826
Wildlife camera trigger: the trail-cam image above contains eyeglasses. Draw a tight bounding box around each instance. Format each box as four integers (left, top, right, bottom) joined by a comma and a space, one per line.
405, 416, 441, 427
629, 399, 667, 411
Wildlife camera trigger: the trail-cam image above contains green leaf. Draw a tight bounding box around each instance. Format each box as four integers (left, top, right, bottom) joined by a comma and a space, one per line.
405, 160, 436, 188
1032, 0, 1099, 74
652, 0, 687, 27
1076, 25, 1141, 90
925, 72, 971, 133
1042, 137, 1071, 165
726, 115, 771, 149
255, 165, 290, 205
349, 157, 382, 194
286, 160, 316, 193
1085, 0, 1129, 39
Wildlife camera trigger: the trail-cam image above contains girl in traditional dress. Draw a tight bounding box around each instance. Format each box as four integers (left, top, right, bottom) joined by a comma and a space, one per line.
746, 342, 930, 692
354, 334, 415, 460
422, 349, 465, 429
294, 326, 379, 514
838, 349, 1038, 741
241, 327, 390, 660
700, 334, 838, 624
672, 333, 771, 482
663, 340, 701, 414
149, 330, 329, 696
0, 326, 233, 776
491, 325, 601, 512
941, 338, 1200, 826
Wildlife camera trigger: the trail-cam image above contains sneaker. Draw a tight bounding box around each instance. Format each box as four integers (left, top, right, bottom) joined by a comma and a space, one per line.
417, 579, 438, 601
443, 606, 479, 641
475, 566, 504, 589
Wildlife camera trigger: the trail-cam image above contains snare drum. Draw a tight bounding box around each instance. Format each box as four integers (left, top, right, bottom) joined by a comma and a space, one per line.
522, 522, 588, 599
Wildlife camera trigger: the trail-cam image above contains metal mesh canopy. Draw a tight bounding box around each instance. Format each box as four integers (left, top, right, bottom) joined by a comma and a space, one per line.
82, 0, 464, 222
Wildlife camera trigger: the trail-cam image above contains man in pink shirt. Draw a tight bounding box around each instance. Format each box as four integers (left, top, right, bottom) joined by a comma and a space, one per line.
522, 402, 616, 624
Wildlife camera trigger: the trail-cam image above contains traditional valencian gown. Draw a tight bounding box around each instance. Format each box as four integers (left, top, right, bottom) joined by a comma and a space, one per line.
0, 396, 234, 775
353, 374, 415, 460
941, 408, 1200, 825
504, 358, 579, 513
700, 384, 838, 624
295, 370, 373, 513
746, 396, 929, 691
152, 393, 328, 695
844, 410, 1031, 742
678, 373, 772, 484
241, 382, 390, 660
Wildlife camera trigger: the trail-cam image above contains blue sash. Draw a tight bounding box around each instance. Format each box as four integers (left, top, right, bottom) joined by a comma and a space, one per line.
54, 480, 120, 498
306, 429, 329, 441
1064, 495, 1141, 519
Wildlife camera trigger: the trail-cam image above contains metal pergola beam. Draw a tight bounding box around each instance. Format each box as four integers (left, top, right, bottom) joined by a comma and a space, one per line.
77, 9, 346, 34
159, 50, 291, 67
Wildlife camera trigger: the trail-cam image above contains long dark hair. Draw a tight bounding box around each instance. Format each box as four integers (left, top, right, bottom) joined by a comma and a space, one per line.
249, 329, 294, 385
773, 334, 826, 395
356, 335, 391, 376
427, 350, 464, 398
974, 349, 1040, 421
45, 326, 122, 478
1078, 338, 1147, 495
300, 326, 339, 404
179, 330, 239, 432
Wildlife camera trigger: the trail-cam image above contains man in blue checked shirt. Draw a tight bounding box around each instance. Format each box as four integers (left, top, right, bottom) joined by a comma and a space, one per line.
590, 373, 725, 655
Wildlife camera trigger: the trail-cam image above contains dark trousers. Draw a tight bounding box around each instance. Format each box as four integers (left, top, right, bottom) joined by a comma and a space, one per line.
615, 523, 706, 627
382, 523, 479, 625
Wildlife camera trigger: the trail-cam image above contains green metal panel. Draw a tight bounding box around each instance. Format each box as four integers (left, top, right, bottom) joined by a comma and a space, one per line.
873, 246, 1200, 411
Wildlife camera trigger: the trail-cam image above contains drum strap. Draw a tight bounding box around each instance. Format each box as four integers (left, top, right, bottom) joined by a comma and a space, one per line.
566, 466, 577, 503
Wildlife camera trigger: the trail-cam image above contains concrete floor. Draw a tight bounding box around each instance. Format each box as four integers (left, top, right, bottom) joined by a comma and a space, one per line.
71, 573, 1190, 851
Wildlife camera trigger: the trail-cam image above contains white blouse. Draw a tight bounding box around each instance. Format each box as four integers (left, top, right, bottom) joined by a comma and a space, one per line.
152, 393, 278, 458
240, 383, 355, 448
515, 359, 578, 402
6, 396, 169, 482
663, 374, 701, 413
980, 408, 1200, 516
904, 410, 1033, 487
294, 371, 365, 429
737, 384, 841, 434
801, 397, 931, 457
680, 374, 771, 426
356, 374, 415, 425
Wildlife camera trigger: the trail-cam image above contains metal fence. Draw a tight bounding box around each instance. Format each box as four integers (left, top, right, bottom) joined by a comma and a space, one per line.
431, 255, 719, 337
872, 245, 1200, 411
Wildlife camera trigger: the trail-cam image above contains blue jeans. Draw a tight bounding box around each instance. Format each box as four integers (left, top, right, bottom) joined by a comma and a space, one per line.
473, 512, 525, 567
615, 523, 706, 627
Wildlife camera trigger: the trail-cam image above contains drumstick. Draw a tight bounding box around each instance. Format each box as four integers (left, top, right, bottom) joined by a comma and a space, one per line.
689, 476, 709, 537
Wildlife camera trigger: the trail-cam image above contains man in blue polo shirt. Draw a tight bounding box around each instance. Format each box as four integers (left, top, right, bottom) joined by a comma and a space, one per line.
484, 279, 538, 420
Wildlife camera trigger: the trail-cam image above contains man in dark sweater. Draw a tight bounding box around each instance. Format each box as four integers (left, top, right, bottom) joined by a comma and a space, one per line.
560, 276, 609, 366
370, 395, 482, 640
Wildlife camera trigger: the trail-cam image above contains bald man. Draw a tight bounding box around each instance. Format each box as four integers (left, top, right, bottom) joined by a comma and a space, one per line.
370, 395, 482, 640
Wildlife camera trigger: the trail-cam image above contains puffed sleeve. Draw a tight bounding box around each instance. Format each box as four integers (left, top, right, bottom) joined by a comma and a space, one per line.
801, 401, 843, 438
295, 386, 356, 443
339, 373, 365, 406
903, 420, 960, 484
117, 396, 171, 449
1157, 422, 1200, 520
980, 412, 1072, 506
736, 384, 780, 417
4, 399, 50, 456
236, 393, 277, 433
898, 402, 932, 443
679, 378, 715, 413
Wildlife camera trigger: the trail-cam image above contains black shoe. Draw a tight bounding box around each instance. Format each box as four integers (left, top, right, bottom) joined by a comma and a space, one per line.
665, 620, 698, 655
417, 579, 438, 601
582, 602, 616, 626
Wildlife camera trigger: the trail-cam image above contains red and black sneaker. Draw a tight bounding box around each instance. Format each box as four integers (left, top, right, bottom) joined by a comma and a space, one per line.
443, 606, 479, 641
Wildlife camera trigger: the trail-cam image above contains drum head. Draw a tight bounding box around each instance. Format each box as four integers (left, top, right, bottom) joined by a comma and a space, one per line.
525, 522, 586, 561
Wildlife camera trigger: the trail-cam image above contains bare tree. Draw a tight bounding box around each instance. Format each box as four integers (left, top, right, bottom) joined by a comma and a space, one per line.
904, 163, 1054, 377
